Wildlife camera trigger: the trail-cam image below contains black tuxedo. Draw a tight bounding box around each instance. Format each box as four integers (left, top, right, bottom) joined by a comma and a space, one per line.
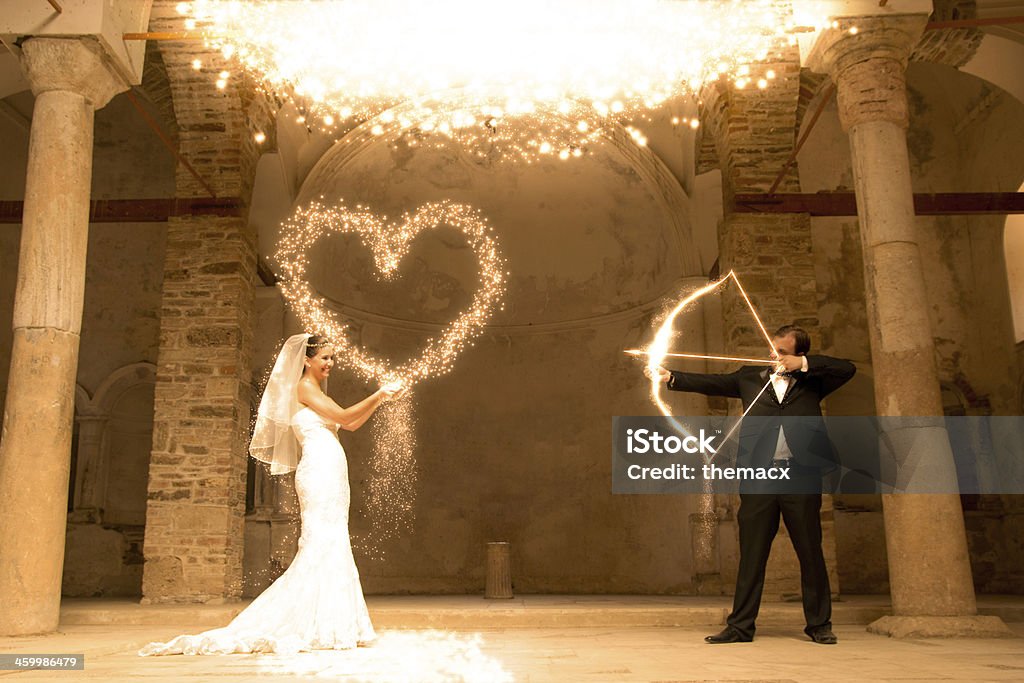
668, 354, 855, 640
669, 355, 855, 473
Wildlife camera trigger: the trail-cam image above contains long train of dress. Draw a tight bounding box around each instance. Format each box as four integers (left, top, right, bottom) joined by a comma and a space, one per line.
138, 407, 376, 655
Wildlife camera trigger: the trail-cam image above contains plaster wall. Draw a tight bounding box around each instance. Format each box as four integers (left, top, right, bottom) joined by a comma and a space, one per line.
247, 289, 716, 594
245, 126, 711, 593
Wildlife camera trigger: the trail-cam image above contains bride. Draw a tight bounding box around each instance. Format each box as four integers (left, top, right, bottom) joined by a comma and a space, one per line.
139, 333, 404, 656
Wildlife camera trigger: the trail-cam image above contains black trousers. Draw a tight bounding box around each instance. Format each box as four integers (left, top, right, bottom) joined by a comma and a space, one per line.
726, 486, 831, 640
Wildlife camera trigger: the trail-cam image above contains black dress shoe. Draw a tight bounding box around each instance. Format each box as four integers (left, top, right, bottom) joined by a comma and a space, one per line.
704, 627, 752, 644
807, 626, 837, 644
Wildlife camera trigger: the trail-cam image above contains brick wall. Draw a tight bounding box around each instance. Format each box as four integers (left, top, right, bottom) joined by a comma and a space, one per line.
142, 216, 258, 602
701, 47, 818, 351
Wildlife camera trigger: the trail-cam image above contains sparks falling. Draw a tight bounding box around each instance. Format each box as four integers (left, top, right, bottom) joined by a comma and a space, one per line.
177, 0, 833, 161
274, 200, 507, 388
357, 392, 418, 559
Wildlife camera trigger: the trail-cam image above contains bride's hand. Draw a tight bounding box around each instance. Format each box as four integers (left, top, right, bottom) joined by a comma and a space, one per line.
379, 381, 406, 401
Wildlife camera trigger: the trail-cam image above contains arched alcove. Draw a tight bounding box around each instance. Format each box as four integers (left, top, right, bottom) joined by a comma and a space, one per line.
283, 108, 700, 328
250, 106, 708, 593
63, 363, 155, 598
103, 381, 156, 527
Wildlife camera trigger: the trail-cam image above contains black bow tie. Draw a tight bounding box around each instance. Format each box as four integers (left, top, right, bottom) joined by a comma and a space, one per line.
763, 368, 798, 380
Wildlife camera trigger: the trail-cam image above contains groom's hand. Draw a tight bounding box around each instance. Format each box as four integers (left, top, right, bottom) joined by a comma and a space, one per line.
775, 355, 804, 373
643, 365, 671, 383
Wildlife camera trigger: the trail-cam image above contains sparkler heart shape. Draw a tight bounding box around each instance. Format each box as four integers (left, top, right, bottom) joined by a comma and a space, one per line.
275, 200, 506, 388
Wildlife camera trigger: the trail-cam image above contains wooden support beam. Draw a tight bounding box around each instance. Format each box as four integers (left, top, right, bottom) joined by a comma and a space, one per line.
121, 16, 1024, 41
122, 32, 203, 41
45, 0, 62, 14
733, 192, 1024, 216
0, 198, 243, 224
3, 193, 1015, 222
770, 83, 835, 194
125, 89, 218, 199
256, 258, 279, 286
0, 100, 30, 132
926, 16, 1024, 31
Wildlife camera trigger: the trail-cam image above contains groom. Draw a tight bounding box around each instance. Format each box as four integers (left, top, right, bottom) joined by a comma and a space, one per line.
648, 325, 855, 645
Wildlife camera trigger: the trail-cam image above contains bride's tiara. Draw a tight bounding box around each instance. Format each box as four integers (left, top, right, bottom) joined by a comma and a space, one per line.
306, 338, 332, 349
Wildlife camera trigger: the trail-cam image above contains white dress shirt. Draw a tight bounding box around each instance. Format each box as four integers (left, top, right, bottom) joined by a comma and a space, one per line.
771, 356, 809, 461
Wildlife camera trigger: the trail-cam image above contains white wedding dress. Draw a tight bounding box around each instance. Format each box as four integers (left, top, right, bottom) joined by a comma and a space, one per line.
138, 406, 376, 656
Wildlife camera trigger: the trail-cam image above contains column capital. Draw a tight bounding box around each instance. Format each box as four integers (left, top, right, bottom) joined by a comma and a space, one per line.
805, 14, 928, 130
19, 37, 127, 109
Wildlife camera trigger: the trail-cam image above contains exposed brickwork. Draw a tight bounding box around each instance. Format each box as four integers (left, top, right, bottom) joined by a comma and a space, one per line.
141, 1, 271, 603
148, 4, 278, 200
718, 213, 819, 356
699, 47, 819, 350
809, 17, 926, 132
700, 48, 803, 204
238, 73, 279, 177
911, 0, 983, 67
910, 27, 983, 67
140, 41, 178, 145
837, 56, 912, 131
695, 123, 719, 176
796, 70, 830, 135
143, 215, 257, 603
698, 46, 833, 598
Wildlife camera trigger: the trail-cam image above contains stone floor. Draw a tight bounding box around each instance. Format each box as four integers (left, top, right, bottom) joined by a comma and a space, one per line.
1, 596, 1022, 682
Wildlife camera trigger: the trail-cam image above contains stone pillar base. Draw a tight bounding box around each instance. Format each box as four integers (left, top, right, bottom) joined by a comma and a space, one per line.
867, 615, 1013, 638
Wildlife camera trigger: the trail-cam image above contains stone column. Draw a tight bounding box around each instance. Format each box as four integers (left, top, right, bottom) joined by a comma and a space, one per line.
0, 38, 125, 636
807, 15, 1009, 637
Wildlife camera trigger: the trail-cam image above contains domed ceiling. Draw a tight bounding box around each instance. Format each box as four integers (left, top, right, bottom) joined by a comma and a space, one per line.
287, 110, 698, 334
